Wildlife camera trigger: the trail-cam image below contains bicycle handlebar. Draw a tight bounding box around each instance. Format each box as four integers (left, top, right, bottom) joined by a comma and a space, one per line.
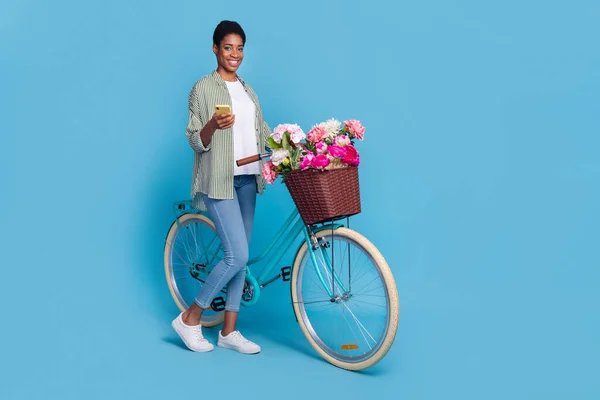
236, 152, 271, 167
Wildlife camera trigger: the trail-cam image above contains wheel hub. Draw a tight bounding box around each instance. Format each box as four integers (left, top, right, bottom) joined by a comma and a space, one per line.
331, 293, 351, 303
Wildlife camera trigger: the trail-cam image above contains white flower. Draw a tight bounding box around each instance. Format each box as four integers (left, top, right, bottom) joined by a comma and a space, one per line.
271, 148, 290, 166
318, 118, 342, 140
335, 135, 351, 146
325, 157, 345, 170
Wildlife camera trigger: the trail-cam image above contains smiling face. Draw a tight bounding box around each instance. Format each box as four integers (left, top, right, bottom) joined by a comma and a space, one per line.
213, 33, 244, 76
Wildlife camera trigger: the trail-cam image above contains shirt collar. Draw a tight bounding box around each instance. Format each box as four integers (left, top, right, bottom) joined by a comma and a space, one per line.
211, 69, 247, 88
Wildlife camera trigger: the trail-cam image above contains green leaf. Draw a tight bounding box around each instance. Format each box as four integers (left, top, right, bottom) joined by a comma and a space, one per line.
268, 137, 282, 149
290, 147, 301, 169
282, 132, 292, 151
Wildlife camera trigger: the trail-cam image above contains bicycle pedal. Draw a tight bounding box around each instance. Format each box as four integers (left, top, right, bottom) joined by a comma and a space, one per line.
281, 266, 292, 282
210, 296, 226, 312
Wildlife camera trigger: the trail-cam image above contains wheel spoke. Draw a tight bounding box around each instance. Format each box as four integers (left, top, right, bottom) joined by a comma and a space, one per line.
351, 298, 387, 308
340, 302, 368, 350
293, 299, 332, 305
354, 278, 385, 297
341, 302, 376, 348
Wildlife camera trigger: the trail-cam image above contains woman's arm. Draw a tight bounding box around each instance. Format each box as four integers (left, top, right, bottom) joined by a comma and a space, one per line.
186, 84, 211, 152
186, 83, 234, 152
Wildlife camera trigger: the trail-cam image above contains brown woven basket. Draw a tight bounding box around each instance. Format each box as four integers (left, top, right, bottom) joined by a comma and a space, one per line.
283, 167, 362, 225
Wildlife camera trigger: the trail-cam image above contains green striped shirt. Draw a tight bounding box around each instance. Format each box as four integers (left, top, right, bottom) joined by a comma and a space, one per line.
186, 70, 271, 211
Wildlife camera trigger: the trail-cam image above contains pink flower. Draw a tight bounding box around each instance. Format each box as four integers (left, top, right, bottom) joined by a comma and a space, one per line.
342, 145, 360, 166
307, 126, 327, 143
315, 142, 328, 154
335, 135, 351, 146
327, 145, 347, 159
311, 154, 331, 169
287, 124, 306, 144
261, 160, 277, 184
273, 123, 306, 144
344, 119, 365, 140
272, 125, 287, 143
299, 153, 314, 170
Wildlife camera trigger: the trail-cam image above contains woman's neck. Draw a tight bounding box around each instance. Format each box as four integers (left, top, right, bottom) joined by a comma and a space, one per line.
216, 66, 237, 82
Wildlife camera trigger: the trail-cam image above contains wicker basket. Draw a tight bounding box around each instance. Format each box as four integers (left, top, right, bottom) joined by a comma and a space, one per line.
283, 167, 362, 225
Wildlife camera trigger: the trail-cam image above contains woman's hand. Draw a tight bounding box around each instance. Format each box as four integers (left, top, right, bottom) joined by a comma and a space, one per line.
211, 112, 235, 130
200, 112, 236, 148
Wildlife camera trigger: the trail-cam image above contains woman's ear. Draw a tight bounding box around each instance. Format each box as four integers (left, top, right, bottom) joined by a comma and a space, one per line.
212, 43, 218, 55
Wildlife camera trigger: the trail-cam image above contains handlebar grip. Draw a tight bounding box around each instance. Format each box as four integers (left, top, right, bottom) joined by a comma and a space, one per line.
236, 154, 261, 167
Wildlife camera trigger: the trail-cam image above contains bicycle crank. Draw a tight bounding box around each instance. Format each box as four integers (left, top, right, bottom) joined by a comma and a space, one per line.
259, 266, 292, 289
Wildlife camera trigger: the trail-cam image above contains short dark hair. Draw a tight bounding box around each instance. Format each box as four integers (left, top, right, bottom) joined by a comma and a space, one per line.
213, 20, 246, 47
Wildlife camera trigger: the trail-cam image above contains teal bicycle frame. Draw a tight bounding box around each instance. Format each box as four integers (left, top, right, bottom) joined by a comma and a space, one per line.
172, 200, 348, 308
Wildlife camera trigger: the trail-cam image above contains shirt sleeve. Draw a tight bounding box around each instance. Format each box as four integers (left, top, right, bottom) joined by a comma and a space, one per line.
262, 120, 272, 152
186, 83, 210, 153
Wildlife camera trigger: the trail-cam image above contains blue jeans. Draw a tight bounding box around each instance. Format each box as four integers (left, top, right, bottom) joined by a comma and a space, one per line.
194, 175, 256, 312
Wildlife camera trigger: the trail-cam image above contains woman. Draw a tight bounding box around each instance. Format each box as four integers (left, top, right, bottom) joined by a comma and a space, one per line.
172, 20, 271, 354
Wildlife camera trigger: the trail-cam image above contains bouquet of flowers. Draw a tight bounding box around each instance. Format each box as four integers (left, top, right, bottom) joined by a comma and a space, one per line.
261, 123, 307, 184
262, 118, 365, 184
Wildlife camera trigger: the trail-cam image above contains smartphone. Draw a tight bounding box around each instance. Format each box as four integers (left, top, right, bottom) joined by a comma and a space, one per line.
215, 104, 232, 115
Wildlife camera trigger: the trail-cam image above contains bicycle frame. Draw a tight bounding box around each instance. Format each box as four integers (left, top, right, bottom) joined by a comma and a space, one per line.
242, 207, 346, 307
171, 200, 346, 307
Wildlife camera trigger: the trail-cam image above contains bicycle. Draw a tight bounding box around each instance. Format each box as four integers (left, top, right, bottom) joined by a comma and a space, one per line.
163, 152, 400, 370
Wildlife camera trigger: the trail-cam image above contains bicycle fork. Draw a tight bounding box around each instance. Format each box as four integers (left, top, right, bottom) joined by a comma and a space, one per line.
303, 226, 349, 300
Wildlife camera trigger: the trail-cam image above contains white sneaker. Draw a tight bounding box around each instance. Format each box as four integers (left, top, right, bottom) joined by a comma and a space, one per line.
217, 330, 261, 354
171, 313, 214, 352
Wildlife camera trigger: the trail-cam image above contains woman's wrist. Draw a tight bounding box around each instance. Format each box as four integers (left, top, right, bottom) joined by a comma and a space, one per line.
200, 119, 217, 148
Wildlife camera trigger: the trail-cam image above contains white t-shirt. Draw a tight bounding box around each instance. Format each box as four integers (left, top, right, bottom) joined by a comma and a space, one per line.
225, 80, 260, 176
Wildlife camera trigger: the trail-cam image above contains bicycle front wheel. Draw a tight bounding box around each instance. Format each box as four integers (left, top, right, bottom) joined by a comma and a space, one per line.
291, 227, 399, 370
164, 213, 226, 327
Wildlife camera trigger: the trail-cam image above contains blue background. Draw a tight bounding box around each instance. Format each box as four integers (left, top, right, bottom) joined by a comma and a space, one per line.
1, 0, 598, 399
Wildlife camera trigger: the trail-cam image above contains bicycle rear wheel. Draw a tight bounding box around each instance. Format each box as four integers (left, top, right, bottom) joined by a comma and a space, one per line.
164, 213, 226, 327
291, 227, 399, 370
